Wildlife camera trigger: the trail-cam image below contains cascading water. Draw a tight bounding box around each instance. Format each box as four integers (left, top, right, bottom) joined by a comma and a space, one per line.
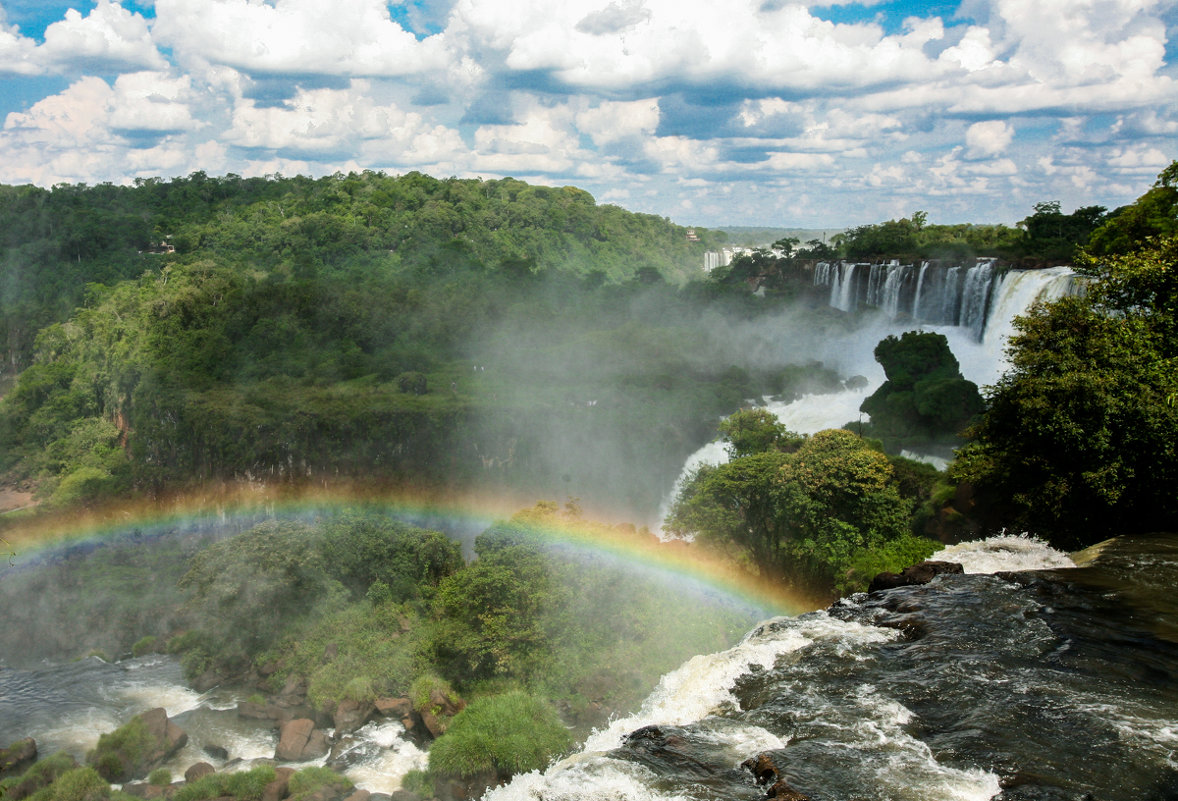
485, 534, 1178, 801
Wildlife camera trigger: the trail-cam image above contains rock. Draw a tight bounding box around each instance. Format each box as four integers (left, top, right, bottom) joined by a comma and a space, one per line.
740, 752, 812, 800
261, 767, 295, 801
419, 709, 446, 739
333, 700, 375, 735
0, 737, 37, 779
202, 744, 229, 761
428, 688, 465, 717
275, 719, 331, 762
342, 790, 371, 801
185, 762, 216, 782
88, 708, 188, 782
869, 560, 964, 593
374, 697, 413, 718
388, 792, 419, 801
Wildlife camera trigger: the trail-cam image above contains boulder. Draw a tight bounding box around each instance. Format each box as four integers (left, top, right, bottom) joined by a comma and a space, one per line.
0, 738, 37, 779
869, 560, 964, 593
740, 752, 812, 800
185, 762, 216, 783
88, 708, 188, 782
333, 700, 375, 735
261, 767, 295, 801
202, 744, 229, 761
275, 719, 330, 762
374, 697, 413, 719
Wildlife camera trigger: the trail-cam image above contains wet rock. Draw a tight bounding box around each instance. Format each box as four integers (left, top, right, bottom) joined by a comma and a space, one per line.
185, 762, 216, 782
434, 770, 499, 801
275, 719, 331, 762
0, 737, 37, 779
741, 752, 812, 800
203, 744, 229, 761
869, 560, 964, 593
342, 790, 371, 801
419, 709, 446, 739
333, 700, 375, 735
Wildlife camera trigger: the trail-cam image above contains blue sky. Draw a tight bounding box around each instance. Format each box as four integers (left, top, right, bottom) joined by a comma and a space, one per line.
0, 0, 1175, 228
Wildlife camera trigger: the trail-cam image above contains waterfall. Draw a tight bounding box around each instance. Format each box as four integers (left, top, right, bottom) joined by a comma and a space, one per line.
981, 266, 1082, 352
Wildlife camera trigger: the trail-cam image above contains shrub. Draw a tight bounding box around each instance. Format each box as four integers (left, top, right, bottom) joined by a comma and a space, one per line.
409, 674, 452, 714
131, 637, 158, 658
400, 770, 433, 798
427, 691, 572, 779
837, 533, 942, 595
287, 767, 351, 801
171, 766, 275, 801
146, 770, 171, 787
86, 718, 155, 782
45, 767, 110, 801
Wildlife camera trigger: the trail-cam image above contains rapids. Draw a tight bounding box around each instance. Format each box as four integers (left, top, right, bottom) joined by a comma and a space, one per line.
484, 535, 1178, 801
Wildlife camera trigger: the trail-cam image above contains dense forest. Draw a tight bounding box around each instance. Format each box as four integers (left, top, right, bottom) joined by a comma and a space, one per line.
1, 163, 1177, 801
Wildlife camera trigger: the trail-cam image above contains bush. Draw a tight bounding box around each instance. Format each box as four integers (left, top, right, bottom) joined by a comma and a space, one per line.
427, 691, 572, 779
409, 674, 453, 714
86, 718, 155, 782
131, 637, 158, 658
42, 768, 109, 801
172, 766, 275, 801
400, 770, 433, 798
837, 533, 942, 595
287, 767, 351, 801
146, 770, 171, 787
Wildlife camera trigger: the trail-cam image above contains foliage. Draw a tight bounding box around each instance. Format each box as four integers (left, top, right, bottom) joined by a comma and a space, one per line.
171, 766, 275, 801
85, 718, 154, 783
717, 408, 802, 458
130, 637, 157, 658
286, 767, 351, 801
954, 238, 1178, 546
27, 768, 109, 801
146, 770, 170, 787
667, 417, 922, 594
858, 331, 984, 449
318, 512, 463, 601
837, 533, 941, 595
177, 520, 342, 673
426, 691, 573, 779
956, 162, 1178, 547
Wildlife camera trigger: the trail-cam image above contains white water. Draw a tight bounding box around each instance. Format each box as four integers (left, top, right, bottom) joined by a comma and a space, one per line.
934, 533, 1077, 573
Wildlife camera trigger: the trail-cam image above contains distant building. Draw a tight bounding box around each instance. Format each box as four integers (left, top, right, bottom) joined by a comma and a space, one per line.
686, 228, 700, 242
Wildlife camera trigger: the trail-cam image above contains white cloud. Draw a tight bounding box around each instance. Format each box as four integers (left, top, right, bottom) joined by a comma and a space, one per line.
152, 0, 449, 77
965, 120, 1014, 159
0, 8, 40, 76
108, 72, 201, 133
41, 0, 167, 73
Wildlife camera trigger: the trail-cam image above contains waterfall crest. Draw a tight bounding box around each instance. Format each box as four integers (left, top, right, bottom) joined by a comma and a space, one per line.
811, 260, 1078, 343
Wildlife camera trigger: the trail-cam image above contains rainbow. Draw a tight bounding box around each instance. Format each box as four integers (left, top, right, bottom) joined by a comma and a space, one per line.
0, 481, 817, 617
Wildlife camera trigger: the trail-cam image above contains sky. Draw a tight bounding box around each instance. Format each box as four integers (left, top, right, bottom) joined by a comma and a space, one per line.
0, 0, 1175, 228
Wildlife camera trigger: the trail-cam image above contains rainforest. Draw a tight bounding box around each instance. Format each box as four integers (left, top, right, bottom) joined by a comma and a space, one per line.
1, 163, 1177, 801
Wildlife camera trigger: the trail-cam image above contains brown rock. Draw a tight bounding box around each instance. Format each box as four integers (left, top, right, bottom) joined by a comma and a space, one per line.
185, 763, 216, 783
342, 790, 371, 801
261, 767, 295, 801
419, 710, 446, 739
333, 700, 375, 735
275, 719, 330, 762
373, 698, 413, 718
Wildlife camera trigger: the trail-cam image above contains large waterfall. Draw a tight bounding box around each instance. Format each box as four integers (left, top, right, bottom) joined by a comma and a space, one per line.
812, 260, 1080, 342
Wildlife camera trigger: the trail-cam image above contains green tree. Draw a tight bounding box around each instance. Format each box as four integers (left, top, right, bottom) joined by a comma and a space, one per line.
954, 234, 1178, 547
666, 420, 916, 593
859, 331, 983, 448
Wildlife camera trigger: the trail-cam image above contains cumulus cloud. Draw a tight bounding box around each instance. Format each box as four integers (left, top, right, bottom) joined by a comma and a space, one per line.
965, 120, 1014, 159
152, 0, 450, 77
0, 0, 1175, 226
41, 0, 167, 73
